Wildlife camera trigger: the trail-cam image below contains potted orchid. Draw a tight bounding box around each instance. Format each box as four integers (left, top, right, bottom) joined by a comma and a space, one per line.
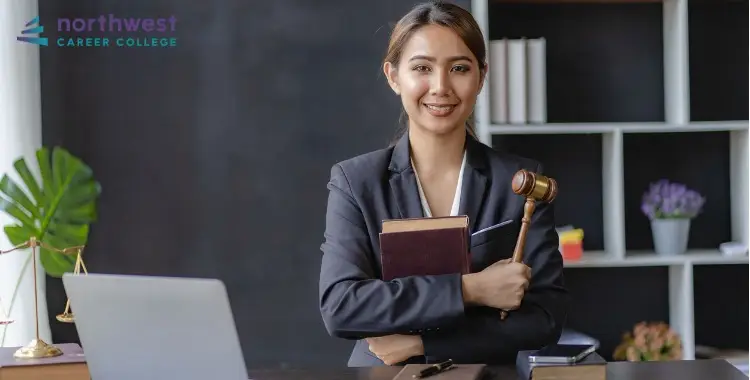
641, 180, 705, 255
613, 321, 683, 361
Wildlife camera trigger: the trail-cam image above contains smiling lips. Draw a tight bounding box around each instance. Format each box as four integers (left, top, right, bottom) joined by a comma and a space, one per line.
423, 103, 457, 117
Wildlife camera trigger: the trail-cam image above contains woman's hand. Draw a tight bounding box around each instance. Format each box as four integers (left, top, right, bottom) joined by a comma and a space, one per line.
462, 258, 531, 310
366, 334, 424, 365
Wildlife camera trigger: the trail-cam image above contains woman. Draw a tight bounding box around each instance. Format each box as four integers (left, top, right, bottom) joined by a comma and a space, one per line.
318, 1, 568, 367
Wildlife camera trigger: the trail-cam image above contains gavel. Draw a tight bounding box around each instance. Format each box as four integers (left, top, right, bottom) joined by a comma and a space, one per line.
500, 169, 558, 320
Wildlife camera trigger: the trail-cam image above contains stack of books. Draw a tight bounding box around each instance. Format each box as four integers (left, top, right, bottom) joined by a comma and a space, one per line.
516, 349, 607, 380
488, 38, 547, 125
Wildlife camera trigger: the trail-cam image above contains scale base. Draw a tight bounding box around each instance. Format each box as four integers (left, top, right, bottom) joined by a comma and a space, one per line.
56, 313, 74, 323
14, 339, 63, 359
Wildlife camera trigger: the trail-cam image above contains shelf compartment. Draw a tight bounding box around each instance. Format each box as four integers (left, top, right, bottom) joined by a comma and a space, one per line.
687, 0, 749, 122
693, 265, 749, 356
486, 2, 665, 123
622, 131, 732, 251
561, 266, 669, 360
491, 134, 605, 251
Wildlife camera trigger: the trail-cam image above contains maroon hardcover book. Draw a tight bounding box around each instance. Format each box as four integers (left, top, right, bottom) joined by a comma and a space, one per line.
379, 215, 470, 281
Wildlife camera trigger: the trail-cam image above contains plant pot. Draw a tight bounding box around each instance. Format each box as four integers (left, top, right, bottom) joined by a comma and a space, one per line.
651, 218, 691, 256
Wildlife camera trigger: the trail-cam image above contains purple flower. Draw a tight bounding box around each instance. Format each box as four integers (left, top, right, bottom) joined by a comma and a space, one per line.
641, 180, 705, 220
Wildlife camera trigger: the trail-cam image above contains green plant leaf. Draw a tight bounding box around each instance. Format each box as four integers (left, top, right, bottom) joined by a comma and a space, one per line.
0, 147, 100, 277
0, 176, 39, 219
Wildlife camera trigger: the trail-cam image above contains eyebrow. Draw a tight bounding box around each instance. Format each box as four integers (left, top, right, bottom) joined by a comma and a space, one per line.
408, 55, 474, 63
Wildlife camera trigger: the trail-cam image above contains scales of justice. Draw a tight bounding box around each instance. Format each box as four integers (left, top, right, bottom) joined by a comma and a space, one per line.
0, 236, 88, 359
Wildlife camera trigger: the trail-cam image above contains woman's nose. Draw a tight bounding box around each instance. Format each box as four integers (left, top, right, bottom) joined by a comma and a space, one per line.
430, 70, 452, 96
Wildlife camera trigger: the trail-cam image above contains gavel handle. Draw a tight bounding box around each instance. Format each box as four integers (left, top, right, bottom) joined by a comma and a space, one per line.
500, 197, 536, 320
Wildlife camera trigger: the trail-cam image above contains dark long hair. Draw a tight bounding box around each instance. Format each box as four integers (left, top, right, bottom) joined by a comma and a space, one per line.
383, 1, 486, 146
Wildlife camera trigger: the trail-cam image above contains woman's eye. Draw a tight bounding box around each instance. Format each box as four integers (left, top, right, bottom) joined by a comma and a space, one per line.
412, 65, 430, 72
452, 65, 470, 73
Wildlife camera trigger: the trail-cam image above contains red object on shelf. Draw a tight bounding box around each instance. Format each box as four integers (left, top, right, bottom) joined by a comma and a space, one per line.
561, 242, 583, 261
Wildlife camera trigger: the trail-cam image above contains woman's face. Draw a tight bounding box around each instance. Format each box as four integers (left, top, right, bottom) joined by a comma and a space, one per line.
384, 24, 484, 137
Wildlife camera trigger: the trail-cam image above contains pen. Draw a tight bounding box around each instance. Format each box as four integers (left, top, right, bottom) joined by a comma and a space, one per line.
471, 219, 513, 236
413, 359, 454, 378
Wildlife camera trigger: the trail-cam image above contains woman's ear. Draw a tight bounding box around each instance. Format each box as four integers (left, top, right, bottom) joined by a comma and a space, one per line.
383, 61, 401, 95
478, 61, 488, 93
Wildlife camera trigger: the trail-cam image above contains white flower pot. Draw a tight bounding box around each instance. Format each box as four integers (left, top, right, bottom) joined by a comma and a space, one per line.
651, 219, 691, 256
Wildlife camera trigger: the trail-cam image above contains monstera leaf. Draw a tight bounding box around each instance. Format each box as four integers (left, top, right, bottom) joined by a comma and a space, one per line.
0, 147, 101, 277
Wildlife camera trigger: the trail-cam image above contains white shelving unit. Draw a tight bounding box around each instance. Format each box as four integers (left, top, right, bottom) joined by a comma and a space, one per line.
470, 0, 749, 361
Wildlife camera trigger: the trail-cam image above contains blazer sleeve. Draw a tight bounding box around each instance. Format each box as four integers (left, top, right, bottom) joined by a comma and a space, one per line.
420, 164, 569, 363
318, 164, 466, 340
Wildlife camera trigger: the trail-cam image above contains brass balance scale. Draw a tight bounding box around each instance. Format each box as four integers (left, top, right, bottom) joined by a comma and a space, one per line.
0, 237, 88, 359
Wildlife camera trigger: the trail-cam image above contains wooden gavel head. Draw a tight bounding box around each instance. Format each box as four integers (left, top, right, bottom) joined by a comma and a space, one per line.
511, 169, 558, 203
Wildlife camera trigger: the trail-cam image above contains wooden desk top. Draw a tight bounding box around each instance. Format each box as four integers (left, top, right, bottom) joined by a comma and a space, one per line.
247, 359, 747, 380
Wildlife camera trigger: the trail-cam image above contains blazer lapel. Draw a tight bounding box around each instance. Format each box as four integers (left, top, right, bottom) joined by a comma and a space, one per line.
388, 132, 425, 219
459, 134, 489, 233
389, 170, 425, 219
387, 130, 489, 224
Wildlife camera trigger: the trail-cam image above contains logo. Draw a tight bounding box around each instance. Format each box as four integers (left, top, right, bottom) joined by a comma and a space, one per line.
17, 16, 48, 46
15, 14, 178, 49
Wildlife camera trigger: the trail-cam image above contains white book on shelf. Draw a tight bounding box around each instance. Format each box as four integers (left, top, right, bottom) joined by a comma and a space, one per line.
507, 38, 527, 124
526, 37, 547, 124
489, 39, 508, 124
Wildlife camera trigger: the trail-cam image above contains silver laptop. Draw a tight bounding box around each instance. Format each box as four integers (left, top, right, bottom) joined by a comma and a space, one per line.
62, 273, 249, 380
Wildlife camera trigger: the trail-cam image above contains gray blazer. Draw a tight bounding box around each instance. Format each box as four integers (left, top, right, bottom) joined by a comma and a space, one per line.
318, 132, 569, 367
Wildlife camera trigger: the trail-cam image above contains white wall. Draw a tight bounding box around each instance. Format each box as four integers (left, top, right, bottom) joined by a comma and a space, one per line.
0, 0, 53, 348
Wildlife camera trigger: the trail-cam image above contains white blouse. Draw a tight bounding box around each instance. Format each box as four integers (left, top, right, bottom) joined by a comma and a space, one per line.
411, 150, 467, 217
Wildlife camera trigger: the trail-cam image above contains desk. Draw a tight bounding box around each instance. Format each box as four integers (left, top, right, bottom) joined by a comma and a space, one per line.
247, 359, 747, 380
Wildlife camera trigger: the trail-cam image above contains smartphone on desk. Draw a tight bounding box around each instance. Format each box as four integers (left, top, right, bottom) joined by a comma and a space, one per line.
527, 344, 597, 364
